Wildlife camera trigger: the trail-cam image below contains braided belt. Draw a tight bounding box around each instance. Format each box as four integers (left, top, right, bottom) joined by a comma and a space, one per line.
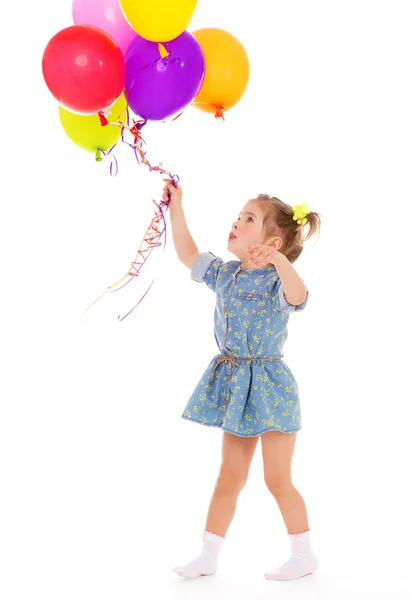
212, 354, 281, 381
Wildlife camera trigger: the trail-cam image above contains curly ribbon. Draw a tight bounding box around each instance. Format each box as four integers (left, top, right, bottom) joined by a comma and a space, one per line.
82, 117, 179, 322
81, 94, 228, 320
81, 196, 171, 322
94, 105, 131, 175
96, 143, 119, 176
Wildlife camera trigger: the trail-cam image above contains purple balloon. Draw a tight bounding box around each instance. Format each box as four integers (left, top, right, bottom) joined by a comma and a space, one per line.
125, 31, 205, 121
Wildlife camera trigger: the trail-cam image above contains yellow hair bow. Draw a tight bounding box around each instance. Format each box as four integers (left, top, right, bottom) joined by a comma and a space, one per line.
292, 202, 310, 226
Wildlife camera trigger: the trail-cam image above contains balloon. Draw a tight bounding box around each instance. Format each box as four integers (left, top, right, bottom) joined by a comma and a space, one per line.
72, 0, 136, 54
124, 32, 205, 121
42, 25, 126, 115
192, 28, 250, 118
59, 93, 127, 154
119, 0, 198, 43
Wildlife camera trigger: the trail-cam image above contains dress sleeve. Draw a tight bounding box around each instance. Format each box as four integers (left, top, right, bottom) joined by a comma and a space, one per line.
190, 251, 224, 292
271, 278, 309, 313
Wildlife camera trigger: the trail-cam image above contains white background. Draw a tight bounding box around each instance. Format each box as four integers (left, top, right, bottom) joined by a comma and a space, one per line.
1, 0, 411, 598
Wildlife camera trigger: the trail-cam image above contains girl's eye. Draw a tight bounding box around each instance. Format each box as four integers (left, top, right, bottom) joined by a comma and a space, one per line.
247, 217, 253, 222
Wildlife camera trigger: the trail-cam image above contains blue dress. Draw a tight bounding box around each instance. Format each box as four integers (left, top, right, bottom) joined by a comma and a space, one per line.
181, 252, 309, 437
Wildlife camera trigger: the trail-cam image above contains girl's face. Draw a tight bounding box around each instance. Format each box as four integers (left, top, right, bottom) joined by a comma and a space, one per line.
227, 200, 273, 267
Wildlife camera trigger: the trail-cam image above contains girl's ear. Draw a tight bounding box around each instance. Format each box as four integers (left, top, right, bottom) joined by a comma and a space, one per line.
268, 236, 283, 251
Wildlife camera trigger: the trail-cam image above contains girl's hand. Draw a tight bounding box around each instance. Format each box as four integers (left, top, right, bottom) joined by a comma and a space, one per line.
245, 244, 287, 268
162, 178, 182, 211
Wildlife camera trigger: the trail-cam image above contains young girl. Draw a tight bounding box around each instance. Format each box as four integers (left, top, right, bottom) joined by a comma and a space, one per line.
162, 179, 321, 582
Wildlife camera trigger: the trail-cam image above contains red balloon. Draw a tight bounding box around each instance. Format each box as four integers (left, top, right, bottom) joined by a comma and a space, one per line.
42, 25, 126, 115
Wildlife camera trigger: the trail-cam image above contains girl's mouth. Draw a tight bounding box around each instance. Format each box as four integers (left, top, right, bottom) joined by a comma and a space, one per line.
228, 232, 237, 242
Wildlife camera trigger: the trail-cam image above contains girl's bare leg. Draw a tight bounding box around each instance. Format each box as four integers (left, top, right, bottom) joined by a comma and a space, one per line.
261, 431, 308, 534
261, 431, 318, 581
205, 432, 260, 536
173, 432, 259, 578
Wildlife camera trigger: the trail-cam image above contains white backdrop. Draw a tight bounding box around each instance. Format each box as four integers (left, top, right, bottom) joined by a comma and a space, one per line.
1, 1, 411, 598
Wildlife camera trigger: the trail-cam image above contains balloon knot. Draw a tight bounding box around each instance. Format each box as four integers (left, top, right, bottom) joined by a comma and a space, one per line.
98, 111, 109, 126
95, 150, 103, 162
214, 106, 225, 121
158, 43, 169, 59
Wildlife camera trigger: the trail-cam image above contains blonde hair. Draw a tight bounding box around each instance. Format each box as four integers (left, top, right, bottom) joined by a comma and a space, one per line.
253, 194, 321, 263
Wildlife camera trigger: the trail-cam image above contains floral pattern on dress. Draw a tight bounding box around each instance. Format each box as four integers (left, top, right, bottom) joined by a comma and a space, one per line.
182, 252, 309, 437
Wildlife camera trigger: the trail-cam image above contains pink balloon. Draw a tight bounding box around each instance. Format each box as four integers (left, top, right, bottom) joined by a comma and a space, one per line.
72, 0, 136, 53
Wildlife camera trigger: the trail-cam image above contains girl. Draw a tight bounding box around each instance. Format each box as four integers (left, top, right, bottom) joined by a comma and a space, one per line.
163, 179, 321, 582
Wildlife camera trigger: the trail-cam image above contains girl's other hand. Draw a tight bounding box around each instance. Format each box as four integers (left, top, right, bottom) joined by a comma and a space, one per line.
246, 244, 287, 268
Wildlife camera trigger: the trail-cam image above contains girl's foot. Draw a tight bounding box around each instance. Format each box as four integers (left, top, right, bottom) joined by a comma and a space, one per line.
172, 531, 224, 579
265, 529, 319, 581
264, 554, 319, 581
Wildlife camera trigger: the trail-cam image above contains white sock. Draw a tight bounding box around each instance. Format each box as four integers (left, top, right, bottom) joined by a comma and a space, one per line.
172, 531, 225, 579
264, 529, 319, 581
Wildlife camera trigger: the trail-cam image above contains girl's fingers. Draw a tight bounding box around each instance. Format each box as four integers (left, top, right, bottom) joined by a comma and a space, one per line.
252, 251, 271, 265
247, 245, 263, 258
247, 245, 274, 266
253, 249, 265, 260
163, 177, 180, 190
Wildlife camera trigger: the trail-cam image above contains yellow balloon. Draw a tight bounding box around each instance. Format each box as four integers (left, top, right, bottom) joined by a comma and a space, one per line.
59, 94, 127, 155
120, 0, 198, 42
192, 28, 250, 118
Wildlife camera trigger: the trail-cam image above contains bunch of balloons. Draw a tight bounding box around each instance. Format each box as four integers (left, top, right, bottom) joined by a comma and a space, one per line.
42, 1, 251, 321
41, 0, 250, 158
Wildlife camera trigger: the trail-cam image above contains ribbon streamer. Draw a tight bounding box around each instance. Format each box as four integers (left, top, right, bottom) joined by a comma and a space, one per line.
82, 118, 179, 323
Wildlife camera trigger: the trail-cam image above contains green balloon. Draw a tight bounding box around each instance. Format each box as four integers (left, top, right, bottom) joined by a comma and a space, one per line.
59, 94, 127, 153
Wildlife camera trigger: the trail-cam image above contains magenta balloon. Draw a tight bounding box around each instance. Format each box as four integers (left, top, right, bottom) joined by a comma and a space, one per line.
72, 0, 136, 53
124, 31, 205, 121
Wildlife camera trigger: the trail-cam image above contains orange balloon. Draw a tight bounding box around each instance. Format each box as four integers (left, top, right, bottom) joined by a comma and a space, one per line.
192, 28, 250, 118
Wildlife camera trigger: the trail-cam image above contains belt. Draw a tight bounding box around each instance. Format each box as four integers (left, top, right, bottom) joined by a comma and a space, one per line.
212, 355, 281, 381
